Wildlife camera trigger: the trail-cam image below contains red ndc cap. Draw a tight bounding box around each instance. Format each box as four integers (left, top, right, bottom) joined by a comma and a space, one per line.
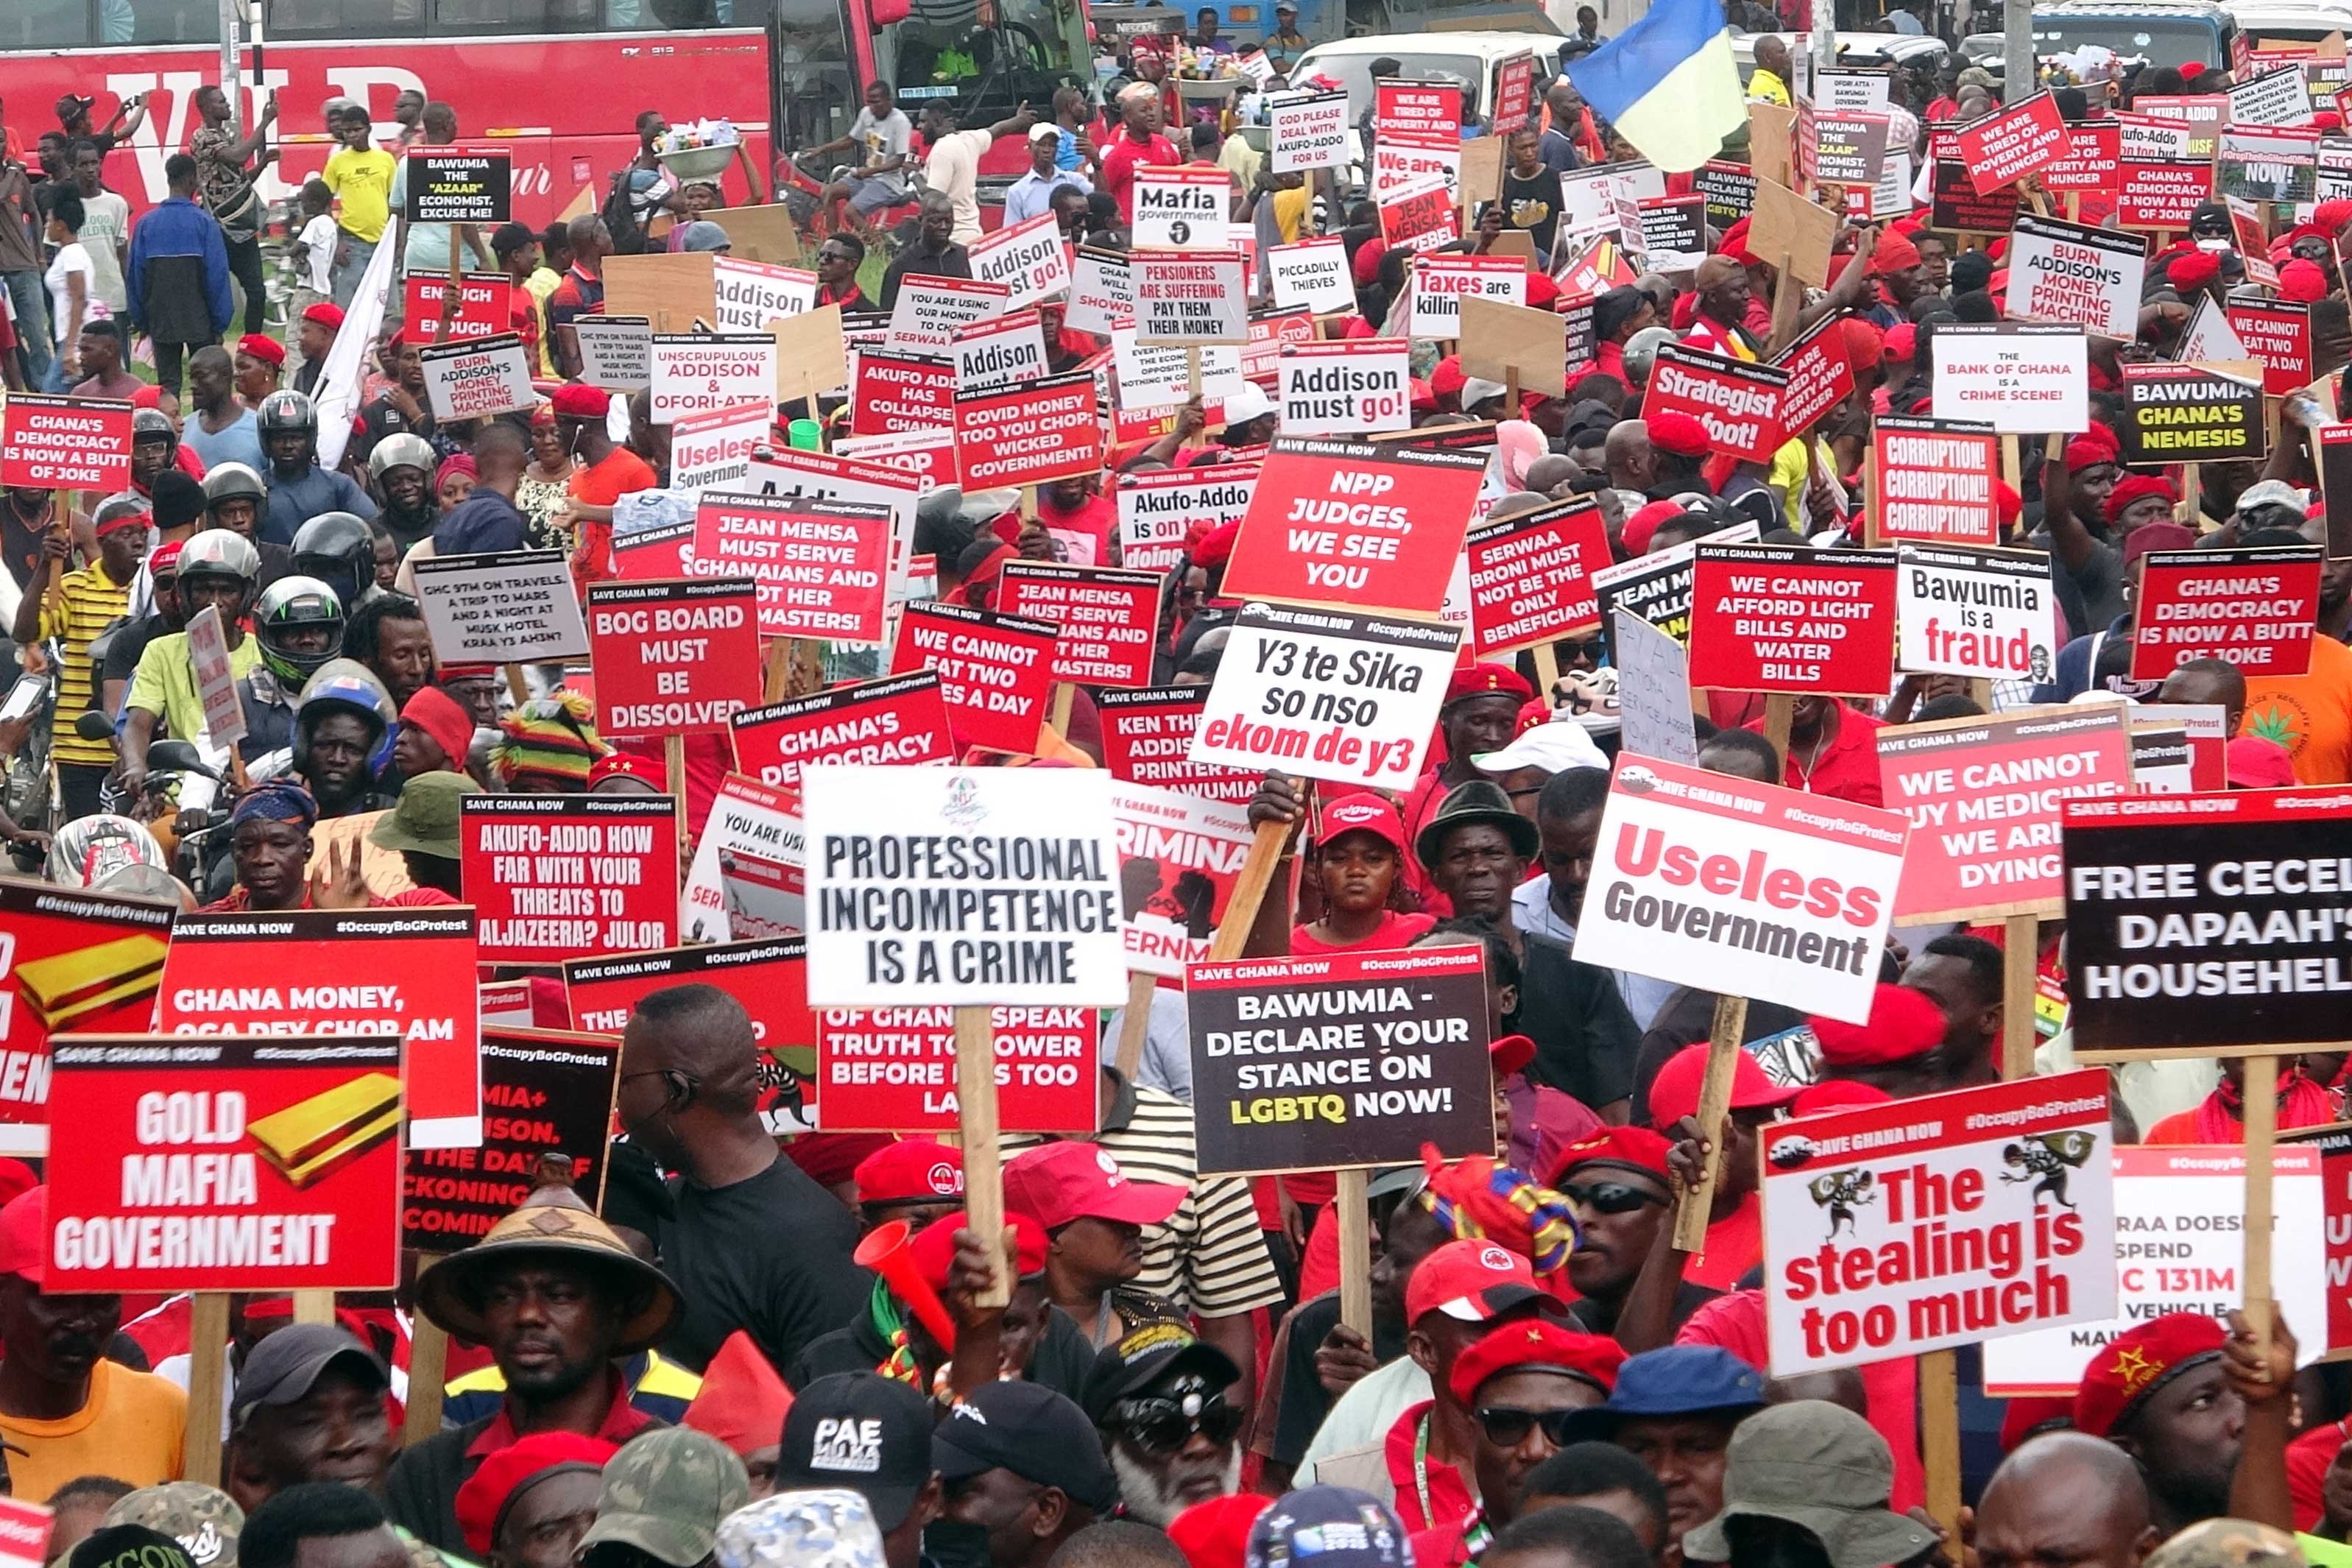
0, 1186, 43, 1285
1404, 1237, 1558, 1325
855, 1140, 967, 1206
1003, 1141, 1184, 1231
1321, 793, 1408, 857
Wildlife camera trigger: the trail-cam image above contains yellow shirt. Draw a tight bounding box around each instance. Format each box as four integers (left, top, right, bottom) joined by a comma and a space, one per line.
0, 1357, 187, 1501
1748, 68, 1791, 105
128, 629, 261, 745
323, 146, 398, 244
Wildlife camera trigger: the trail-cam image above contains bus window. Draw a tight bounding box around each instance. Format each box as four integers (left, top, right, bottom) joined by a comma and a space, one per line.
113, 0, 222, 42
434, 0, 601, 30
14, 0, 92, 47
774, 0, 854, 149
268, 0, 428, 37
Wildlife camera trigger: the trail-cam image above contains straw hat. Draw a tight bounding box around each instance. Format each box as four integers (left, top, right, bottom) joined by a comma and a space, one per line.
416, 1185, 683, 1354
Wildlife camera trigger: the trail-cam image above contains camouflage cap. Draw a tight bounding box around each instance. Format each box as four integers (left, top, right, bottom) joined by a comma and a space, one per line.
2143, 1520, 2306, 1568
102, 1483, 244, 1568
580, 1428, 752, 1568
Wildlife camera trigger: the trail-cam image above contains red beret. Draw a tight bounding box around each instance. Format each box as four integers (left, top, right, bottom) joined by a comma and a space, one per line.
1548, 1124, 1673, 1185
1840, 317, 1885, 380
910, 1207, 1049, 1288
2318, 198, 2352, 232
2072, 1312, 2226, 1438
2109, 475, 2180, 529
1994, 480, 2023, 532
1447, 1318, 1626, 1405
1525, 270, 1560, 308
783, 1131, 895, 1189
302, 301, 347, 331
1999, 1395, 2075, 1452
1170, 1495, 1272, 1568
1444, 662, 1535, 708
2122, 520, 2195, 564
1410, 378, 1437, 414
1192, 520, 1243, 571
854, 1139, 965, 1206
2063, 433, 2119, 473
552, 383, 611, 419
2180, 60, 2207, 77
2319, 113, 2347, 135
454, 1432, 616, 1559
2171, 250, 2221, 292
1791, 1080, 1894, 1117
1647, 410, 1710, 457
1354, 236, 1390, 288
1623, 499, 1686, 557
1811, 983, 1947, 1068
237, 333, 285, 368
1720, 217, 1756, 266
2281, 258, 2329, 303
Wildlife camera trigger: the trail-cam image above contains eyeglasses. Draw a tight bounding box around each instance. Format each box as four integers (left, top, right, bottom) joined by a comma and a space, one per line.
1559, 1179, 1667, 1215
1108, 1392, 1243, 1452
1476, 1406, 1582, 1447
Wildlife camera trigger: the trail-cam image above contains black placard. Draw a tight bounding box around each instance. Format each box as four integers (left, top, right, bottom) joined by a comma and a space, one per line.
406, 145, 513, 225
1695, 161, 1757, 228
400, 1028, 619, 1249
2119, 364, 2266, 465
1929, 161, 2021, 233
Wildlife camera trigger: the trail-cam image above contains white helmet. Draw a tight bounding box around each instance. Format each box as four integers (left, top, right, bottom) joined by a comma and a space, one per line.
177, 527, 262, 584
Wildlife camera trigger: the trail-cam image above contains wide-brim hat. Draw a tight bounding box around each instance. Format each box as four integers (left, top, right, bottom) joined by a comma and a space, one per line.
1415, 778, 1540, 869
417, 1187, 684, 1354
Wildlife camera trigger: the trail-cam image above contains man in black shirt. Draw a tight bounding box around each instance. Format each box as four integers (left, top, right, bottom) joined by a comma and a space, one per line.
879, 192, 972, 311
1501, 125, 1561, 265
618, 984, 866, 1375
100, 538, 186, 722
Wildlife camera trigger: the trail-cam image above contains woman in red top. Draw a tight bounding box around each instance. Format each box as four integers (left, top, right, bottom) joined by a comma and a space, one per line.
1279, 790, 1437, 954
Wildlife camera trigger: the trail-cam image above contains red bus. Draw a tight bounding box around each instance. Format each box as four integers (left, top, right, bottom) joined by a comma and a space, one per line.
1, 0, 1095, 222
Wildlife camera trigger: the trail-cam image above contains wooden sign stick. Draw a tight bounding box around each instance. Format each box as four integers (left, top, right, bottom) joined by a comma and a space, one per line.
1337, 1167, 1373, 1338
1922, 1349, 1964, 1539
2242, 1051, 2278, 1359
1113, 971, 1157, 1079
406, 1315, 450, 1445
1532, 641, 1561, 696
954, 1006, 1010, 1308
664, 733, 690, 867
183, 1293, 231, 1484
2002, 913, 2039, 1081
292, 1289, 335, 1325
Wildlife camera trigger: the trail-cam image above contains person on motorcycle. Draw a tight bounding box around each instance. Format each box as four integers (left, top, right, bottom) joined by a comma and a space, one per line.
128, 408, 199, 498
9, 494, 146, 822
240, 575, 346, 760
120, 528, 261, 799
367, 432, 441, 556
292, 511, 381, 612
195, 462, 297, 592
258, 389, 376, 547
294, 660, 398, 819
801, 79, 914, 239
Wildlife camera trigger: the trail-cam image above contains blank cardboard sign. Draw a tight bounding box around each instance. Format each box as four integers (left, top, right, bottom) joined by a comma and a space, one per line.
1751, 175, 1838, 287
771, 303, 849, 400
603, 252, 716, 330
1749, 103, 1796, 186
700, 202, 805, 264
1461, 295, 1567, 397
1458, 135, 1507, 211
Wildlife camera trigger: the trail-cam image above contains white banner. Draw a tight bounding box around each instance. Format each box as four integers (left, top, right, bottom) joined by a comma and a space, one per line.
884, 275, 1009, 355
968, 213, 1073, 310
649, 333, 780, 424
1274, 342, 1412, 437
575, 315, 652, 392
420, 332, 537, 420
1270, 90, 1351, 173
713, 257, 817, 332
953, 308, 1050, 395
1269, 236, 1357, 316
1409, 255, 1528, 341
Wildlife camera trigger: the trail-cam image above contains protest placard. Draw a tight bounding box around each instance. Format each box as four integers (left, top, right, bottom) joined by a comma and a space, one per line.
1131, 248, 1250, 344
816, 1003, 1095, 1131
1872, 417, 2003, 544
43, 1031, 403, 1291
405, 144, 510, 223
413, 550, 591, 667
1458, 295, 1572, 402
649, 333, 781, 423
2116, 159, 2216, 229
1375, 77, 1460, 140
1894, 543, 2063, 684
1378, 175, 1460, 254
2118, 364, 2267, 463
1270, 89, 1351, 172
1983, 1145, 2328, 1393
403, 1029, 619, 1249
1117, 465, 1255, 576
574, 316, 652, 392
2279, 1122, 2352, 1353
886, 275, 1009, 354
1645, 344, 1790, 462
1930, 160, 2024, 234
1107, 780, 1255, 977
1268, 236, 1357, 315
186, 603, 246, 750
967, 213, 1072, 309
1098, 687, 1260, 805
614, 520, 693, 582
0, 1499, 51, 1568
1686, 544, 1898, 697
1571, 754, 1910, 1023
801, 763, 1126, 1007
2128, 545, 2322, 680
0, 878, 174, 1155
601, 251, 718, 326
674, 777, 806, 944
2227, 297, 2312, 395
834, 427, 952, 495
1188, 602, 1458, 790
2132, 702, 2231, 794
690, 492, 892, 643
1133, 166, 1235, 249
0, 393, 132, 492
1373, 133, 1463, 200
2219, 124, 2321, 202
418, 333, 536, 420
1812, 110, 1892, 198
1772, 316, 1860, 439
2118, 112, 2195, 158
730, 672, 955, 791
2042, 122, 2123, 193
586, 578, 761, 738
2061, 789, 2352, 1053
1068, 249, 1132, 336
710, 255, 816, 333
1877, 704, 2133, 923
2178, 296, 2253, 370
1615, 610, 1700, 766
954, 371, 1101, 490
1463, 499, 1611, 655
1761, 1070, 2115, 1375
849, 351, 953, 437
462, 796, 681, 964
953, 308, 1050, 395
999, 562, 1161, 688
1931, 323, 2091, 433
1113, 325, 1244, 409
1590, 520, 1764, 661
668, 402, 769, 494
1958, 91, 2070, 189
565, 936, 817, 1134
889, 601, 1059, 754
402, 274, 510, 344
1185, 946, 1494, 1175
2233, 197, 2284, 287
2005, 214, 2147, 338
1409, 255, 1527, 340
2233, 63, 2314, 125
1221, 437, 1488, 618
1274, 343, 1413, 438
2323, 425, 2352, 557
743, 445, 925, 547
1492, 51, 1536, 127
1695, 160, 1759, 228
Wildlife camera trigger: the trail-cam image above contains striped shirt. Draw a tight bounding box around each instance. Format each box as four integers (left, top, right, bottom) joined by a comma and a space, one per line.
39, 561, 131, 767
1004, 1078, 1285, 1318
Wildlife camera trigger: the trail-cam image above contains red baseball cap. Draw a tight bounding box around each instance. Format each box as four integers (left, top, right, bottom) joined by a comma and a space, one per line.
910, 1208, 1050, 1287
855, 1140, 966, 1207
1810, 983, 1946, 1069
1321, 793, 1408, 857
1003, 1141, 1184, 1231
1403, 1237, 1560, 1325
0, 1186, 42, 1285
1645, 1043, 1800, 1129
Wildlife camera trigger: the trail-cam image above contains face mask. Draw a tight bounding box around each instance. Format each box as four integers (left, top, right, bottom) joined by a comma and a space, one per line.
922, 1519, 993, 1568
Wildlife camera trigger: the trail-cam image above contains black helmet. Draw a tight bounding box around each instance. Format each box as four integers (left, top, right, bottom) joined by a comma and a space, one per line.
256, 389, 317, 437
202, 462, 266, 514
254, 575, 347, 689
132, 409, 177, 447
292, 511, 376, 610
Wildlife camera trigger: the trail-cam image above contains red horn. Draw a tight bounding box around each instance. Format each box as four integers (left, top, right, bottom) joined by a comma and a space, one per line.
853, 1219, 957, 1351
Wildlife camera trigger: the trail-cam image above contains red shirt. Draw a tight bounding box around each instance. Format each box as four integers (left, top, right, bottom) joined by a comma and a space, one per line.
1747, 703, 1887, 807
1383, 1400, 1478, 1533
1290, 910, 1435, 954
465, 1367, 658, 1461
1099, 131, 1182, 222
568, 445, 660, 585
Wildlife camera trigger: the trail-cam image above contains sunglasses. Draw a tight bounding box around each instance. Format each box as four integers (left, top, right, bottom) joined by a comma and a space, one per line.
1108, 1393, 1243, 1453
1476, 1405, 1582, 1446
1559, 1179, 1667, 1215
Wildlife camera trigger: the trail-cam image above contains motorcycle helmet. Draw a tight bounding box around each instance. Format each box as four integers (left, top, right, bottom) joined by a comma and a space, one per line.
255, 575, 347, 690
293, 659, 395, 772
1623, 325, 1679, 387
202, 462, 267, 515
47, 813, 167, 890
292, 512, 377, 610
177, 526, 261, 587
255, 389, 318, 437
131, 408, 177, 448
367, 432, 438, 484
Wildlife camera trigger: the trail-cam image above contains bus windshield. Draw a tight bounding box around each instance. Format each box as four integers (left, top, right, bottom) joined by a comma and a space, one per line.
877, 0, 1090, 119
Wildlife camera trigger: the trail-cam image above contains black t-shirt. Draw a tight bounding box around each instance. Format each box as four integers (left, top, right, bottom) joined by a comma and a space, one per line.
1271, 1290, 1408, 1466
1502, 166, 1561, 262
786, 1296, 1098, 1404
654, 1153, 870, 1374
1518, 931, 1643, 1112
102, 612, 171, 690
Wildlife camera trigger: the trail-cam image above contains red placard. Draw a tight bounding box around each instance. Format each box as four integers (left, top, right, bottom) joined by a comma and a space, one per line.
1463, 499, 1612, 654
997, 561, 1162, 688
1929, 160, 2023, 233
1492, 52, 1536, 130
1241, 306, 1319, 386
691, 492, 894, 644
1095, 686, 1260, 805
2233, 199, 2281, 288
1872, 416, 2002, 545
0, 878, 177, 1156
585, 577, 763, 738
1219, 436, 1488, 617
402, 273, 512, 343
851, 351, 955, 436
1374, 78, 1461, 141
461, 796, 680, 964
889, 601, 1059, 755
1645, 344, 1788, 463
2129, 545, 2323, 681
2225, 297, 2312, 395
612, 520, 694, 582
2281, 1123, 2352, 1355
2041, 122, 2122, 193
1771, 315, 1858, 437
1957, 90, 2069, 191
155, 906, 482, 1148
816, 1004, 1097, 1132
565, 938, 819, 1135
1687, 543, 1899, 696
1378, 178, 1458, 253
2116, 160, 2214, 229
729, 671, 956, 790
44, 1032, 403, 1292
0, 394, 133, 491
955, 370, 1102, 490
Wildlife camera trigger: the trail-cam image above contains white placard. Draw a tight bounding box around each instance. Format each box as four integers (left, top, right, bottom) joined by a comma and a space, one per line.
681, 773, 808, 946
884, 275, 1010, 355
1613, 609, 1698, 766
670, 402, 773, 495
575, 314, 652, 392
1929, 323, 2091, 434
1112, 324, 1244, 409
2230, 65, 2313, 127
1408, 255, 1528, 341
713, 257, 818, 332
1268, 236, 1357, 316
1069, 249, 1134, 337
1895, 543, 2063, 683
1132, 249, 1251, 345
413, 548, 593, 665
968, 213, 1074, 310
2005, 215, 2145, 339
1274, 342, 1412, 437
1117, 465, 1257, 575
2178, 294, 2251, 363
1132, 165, 1234, 249
649, 333, 780, 424
1818, 68, 1893, 110
1270, 89, 1351, 173
420, 332, 538, 420
1109, 780, 1255, 978
953, 308, 1050, 394
802, 763, 1128, 1007
1372, 133, 1461, 199
186, 604, 247, 749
